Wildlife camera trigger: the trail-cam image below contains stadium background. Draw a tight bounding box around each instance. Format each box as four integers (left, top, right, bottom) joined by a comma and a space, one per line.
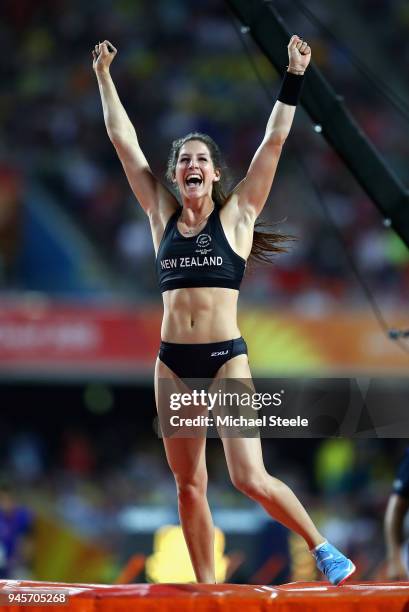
0, 0, 408, 584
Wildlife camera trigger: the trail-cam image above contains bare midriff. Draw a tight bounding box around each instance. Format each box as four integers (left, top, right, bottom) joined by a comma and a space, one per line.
161, 287, 241, 343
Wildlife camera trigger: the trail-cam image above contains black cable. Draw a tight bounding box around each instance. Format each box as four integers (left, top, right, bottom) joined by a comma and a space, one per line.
290, 146, 406, 347
228, 11, 409, 356
292, 0, 409, 124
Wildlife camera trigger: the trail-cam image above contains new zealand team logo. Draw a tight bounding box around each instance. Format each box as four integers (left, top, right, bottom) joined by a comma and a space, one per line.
196, 233, 212, 255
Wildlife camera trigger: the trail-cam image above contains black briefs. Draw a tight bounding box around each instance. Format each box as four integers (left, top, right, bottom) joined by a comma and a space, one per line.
158, 337, 248, 380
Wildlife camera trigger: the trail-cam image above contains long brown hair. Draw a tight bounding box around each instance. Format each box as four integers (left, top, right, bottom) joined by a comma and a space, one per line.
166, 132, 294, 263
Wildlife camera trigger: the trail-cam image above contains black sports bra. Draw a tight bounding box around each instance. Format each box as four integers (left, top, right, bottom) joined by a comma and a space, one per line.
156, 207, 246, 293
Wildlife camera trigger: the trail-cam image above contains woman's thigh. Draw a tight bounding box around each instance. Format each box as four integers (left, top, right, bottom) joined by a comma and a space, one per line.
210, 354, 267, 480
155, 357, 207, 481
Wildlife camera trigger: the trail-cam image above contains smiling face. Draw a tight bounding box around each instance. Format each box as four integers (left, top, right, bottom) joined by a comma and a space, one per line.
174, 140, 220, 200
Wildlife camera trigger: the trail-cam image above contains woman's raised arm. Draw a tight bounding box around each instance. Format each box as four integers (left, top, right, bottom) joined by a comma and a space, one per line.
93, 40, 174, 219
232, 35, 311, 220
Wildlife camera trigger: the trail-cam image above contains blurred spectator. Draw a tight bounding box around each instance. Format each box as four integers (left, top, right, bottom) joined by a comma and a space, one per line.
0, 164, 23, 286
7, 433, 44, 484
384, 448, 409, 580
61, 430, 96, 477
315, 439, 356, 496
0, 479, 33, 579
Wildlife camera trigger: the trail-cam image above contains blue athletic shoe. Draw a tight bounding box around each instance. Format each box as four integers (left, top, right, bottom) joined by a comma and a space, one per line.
312, 541, 356, 585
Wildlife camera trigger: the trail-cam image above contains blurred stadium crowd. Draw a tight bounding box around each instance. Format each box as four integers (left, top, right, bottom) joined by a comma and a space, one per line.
0, 0, 408, 306
0, 0, 408, 586
0, 405, 406, 582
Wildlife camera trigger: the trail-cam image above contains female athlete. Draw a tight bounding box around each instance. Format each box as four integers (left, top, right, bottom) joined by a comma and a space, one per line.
93, 35, 354, 585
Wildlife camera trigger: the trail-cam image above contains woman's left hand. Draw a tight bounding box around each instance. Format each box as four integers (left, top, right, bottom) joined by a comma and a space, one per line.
287, 34, 311, 74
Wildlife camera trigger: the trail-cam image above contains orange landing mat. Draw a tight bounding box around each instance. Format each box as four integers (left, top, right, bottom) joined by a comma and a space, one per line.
2, 580, 409, 612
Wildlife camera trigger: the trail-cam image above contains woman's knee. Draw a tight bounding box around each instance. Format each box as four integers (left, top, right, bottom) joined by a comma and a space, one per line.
175, 474, 208, 504
231, 470, 270, 500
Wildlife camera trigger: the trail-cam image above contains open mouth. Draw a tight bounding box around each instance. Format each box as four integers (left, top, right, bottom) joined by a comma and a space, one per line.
185, 174, 203, 188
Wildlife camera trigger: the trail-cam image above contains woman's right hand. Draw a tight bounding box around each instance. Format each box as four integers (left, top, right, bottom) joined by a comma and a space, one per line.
92, 40, 117, 75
